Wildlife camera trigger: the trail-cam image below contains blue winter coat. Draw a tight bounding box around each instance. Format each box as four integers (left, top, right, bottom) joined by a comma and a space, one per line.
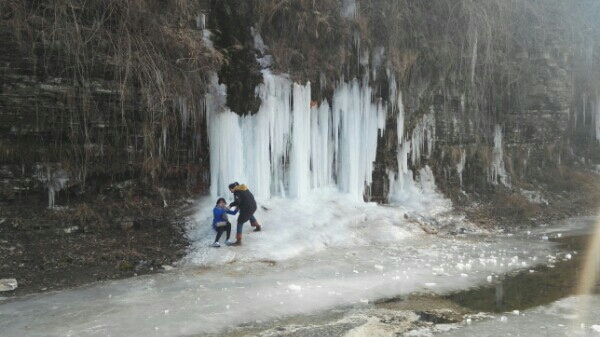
212, 206, 238, 230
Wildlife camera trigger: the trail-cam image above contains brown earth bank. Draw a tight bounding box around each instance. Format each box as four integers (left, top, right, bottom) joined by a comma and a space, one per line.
2, 167, 600, 300
0, 188, 195, 299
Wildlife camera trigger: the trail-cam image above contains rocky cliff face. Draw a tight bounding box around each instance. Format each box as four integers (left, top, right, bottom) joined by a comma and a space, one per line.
1, 0, 219, 205
246, 0, 600, 224
2, 0, 600, 224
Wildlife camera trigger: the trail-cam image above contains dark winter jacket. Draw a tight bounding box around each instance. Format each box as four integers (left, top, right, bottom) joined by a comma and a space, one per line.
229, 184, 257, 214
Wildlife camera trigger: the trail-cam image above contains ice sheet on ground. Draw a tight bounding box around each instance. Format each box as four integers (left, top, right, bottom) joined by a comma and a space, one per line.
433, 295, 600, 337
184, 187, 455, 264
0, 189, 593, 337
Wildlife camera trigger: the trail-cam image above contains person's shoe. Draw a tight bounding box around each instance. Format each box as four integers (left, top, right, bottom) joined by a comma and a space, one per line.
210, 242, 221, 247
231, 234, 242, 246
225, 240, 234, 246
251, 220, 261, 232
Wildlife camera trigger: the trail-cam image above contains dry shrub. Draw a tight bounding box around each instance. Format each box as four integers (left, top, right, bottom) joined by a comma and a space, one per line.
390, 48, 418, 81
473, 145, 492, 168
492, 190, 540, 220
72, 203, 107, 229
539, 168, 599, 194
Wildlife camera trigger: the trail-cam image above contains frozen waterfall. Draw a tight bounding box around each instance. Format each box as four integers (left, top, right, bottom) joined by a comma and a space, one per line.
206, 72, 392, 202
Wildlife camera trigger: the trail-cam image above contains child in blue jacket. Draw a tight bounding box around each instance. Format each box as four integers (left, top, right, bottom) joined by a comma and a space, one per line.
211, 197, 238, 247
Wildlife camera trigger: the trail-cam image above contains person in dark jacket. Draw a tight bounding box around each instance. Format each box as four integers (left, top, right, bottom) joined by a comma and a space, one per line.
228, 182, 261, 246
211, 197, 238, 247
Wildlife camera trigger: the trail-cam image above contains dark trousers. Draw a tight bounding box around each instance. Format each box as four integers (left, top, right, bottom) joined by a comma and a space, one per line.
215, 222, 231, 242
236, 211, 257, 234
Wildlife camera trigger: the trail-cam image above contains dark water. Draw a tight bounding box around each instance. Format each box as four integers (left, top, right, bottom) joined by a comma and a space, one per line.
445, 234, 599, 313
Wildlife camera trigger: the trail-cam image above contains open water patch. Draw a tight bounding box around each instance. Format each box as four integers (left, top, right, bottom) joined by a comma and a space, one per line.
445, 234, 598, 313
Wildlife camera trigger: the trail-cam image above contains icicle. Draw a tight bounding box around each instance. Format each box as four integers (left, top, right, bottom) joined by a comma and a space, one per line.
206, 71, 294, 199
177, 96, 189, 130
397, 91, 404, 144
208, 109, 247, 198
489, 125, 510, 187
410, 109, 436, 167
341, 0, 357, 18
161, 124, 167, 158
389, 89, 405, 198
48, 185, 55, 209
36, 165, 69, 209
196, 13, 205, 30
389, 75, 398, 113
456, 149, 466, 189
354, 31, 361, 70
289, 82, 312, 198
251, 27, 272, 68
470, 30, 478, 88
279, 181, 286, 198
240, 114, 269, 199
387, 88, 443, 203
311, 100, 332, 188
257, 71, 292, 197
333, 77, 386, 200
377, 98, 386, 134
201, 27, 214, 49
206, 72, 387, 201
319, 73, 327, 93
583, 93, 587, 127
371, 47, 385, 79
595, 93, 600, 143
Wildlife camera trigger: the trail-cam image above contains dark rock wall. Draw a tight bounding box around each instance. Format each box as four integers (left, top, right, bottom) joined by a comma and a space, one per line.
2, 0, 600, 210
349, 1, 592, 206
0, 0, 216, 204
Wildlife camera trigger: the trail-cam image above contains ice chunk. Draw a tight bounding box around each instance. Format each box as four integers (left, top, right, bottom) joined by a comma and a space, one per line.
0, 278, 17, 292
288, 284, 302, 291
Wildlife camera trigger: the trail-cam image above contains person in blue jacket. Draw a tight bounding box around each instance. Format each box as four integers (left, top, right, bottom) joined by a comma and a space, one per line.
211, 197, 238, 247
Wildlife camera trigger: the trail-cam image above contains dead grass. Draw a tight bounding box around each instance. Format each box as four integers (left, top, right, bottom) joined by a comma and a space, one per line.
72, 203, 107, 229
492, 189, 540, 220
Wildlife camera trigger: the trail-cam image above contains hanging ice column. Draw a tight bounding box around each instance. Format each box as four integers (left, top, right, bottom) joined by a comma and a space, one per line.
489, 124, 510, 186
388, 90, 411, 198
311, 100, 333, 188
388, 85, 437, 202
289, 83, 312, 198
333, 78, 387, 200
456, 149, 466, 189
205, 73, 243, 197
595, 93, 600, 143
207, 72, 293, 199
253, 72, 292, 198
206, 71, 387, 200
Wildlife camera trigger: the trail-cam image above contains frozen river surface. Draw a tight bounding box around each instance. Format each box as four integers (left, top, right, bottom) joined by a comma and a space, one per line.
1, 192, 598, 336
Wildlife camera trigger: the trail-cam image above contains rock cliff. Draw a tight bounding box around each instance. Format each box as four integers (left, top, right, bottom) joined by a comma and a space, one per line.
2, 0, 600, 226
